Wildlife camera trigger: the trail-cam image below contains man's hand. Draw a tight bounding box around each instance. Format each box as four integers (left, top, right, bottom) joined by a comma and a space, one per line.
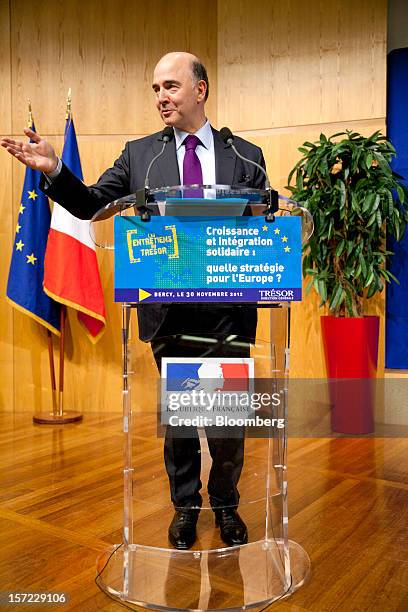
1, 128, 58, 174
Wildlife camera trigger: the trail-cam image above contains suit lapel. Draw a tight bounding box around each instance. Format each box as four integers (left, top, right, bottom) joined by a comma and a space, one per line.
149, 136, 180, 188
212, 127, 237, 185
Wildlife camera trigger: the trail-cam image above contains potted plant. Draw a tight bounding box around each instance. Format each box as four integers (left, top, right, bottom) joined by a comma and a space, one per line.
287, 130, 408, 433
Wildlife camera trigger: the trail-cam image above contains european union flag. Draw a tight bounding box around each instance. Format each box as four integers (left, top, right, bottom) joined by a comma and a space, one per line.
6, 124, 61, 334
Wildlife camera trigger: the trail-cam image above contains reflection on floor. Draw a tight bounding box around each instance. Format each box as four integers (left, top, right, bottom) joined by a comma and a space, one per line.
0, 413, 407, 611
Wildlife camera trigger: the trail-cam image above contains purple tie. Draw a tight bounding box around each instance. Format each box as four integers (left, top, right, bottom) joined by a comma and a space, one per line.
183, 134, 203, 198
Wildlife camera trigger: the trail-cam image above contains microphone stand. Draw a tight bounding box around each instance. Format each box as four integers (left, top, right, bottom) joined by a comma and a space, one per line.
135, 186, 153, 222
137, 128, 174, 222
228, 140, 279, 223
264, 188, 279, 222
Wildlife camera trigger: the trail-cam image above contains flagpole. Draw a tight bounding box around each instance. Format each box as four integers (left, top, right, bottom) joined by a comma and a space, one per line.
47, 330, 58, 414
28, 100, 56, 416
58, 305, 66, 417
26, 99, 61, 424
35, 306, 82, 423
27, 98, 33, 129
33, 92, 82, 425
66, 88, 72, 120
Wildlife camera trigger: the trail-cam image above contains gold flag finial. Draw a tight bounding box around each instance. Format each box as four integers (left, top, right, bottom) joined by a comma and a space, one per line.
27, 99, 33, 129
65, 88, 72, 120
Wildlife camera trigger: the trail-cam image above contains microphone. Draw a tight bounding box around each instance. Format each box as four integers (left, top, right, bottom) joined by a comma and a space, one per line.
220, 127, 278, 217
161, 126, 174, 142
144, 126, 174, 188
135, 127, 174, 221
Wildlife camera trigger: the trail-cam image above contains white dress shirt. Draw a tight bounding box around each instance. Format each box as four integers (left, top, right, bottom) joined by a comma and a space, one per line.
174, 119, 216, 186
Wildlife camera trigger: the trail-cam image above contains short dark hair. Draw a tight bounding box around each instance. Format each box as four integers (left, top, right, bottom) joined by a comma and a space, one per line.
192, 59, 209, 101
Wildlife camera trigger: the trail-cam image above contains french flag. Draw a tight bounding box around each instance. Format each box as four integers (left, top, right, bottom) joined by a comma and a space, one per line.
44, 117, 106, 343
164, 358, 253, 391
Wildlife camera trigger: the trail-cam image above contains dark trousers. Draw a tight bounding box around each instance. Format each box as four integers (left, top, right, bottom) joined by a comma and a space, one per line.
151, 304, 252, 510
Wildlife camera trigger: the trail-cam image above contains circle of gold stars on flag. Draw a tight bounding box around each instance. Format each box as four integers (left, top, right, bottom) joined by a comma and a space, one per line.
14, 188, 40, 265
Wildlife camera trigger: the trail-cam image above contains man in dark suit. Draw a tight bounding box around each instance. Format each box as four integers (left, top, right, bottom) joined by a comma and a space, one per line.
1, 51, 266, 550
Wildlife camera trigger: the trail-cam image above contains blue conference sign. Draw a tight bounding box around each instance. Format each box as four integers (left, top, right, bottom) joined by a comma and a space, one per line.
114, 216, 302, 303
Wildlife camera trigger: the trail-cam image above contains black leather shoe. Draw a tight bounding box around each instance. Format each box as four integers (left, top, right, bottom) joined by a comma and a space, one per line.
214, 509, 248, 546
168, 509, 200, 550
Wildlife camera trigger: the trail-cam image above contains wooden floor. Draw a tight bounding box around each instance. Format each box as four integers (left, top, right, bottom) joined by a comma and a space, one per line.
0, 412, 407, 611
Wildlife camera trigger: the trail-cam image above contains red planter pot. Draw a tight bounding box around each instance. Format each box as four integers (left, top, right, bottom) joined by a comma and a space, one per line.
320, 316, 380, 434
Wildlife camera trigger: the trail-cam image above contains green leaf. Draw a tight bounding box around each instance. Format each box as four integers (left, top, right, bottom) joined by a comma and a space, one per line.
287, 166, 297, 186
305, 278, 314, 295
381, 269, 400, 284
344, 289, 354, 316
329, 284, 345, 312
374, 152, 392, 175
396, 184, 405, 203
366, 281, 378, 299
335, 239, 346, 257
367, 212, 377, 227
359, 253, 367, 278
338, 181, 346, 207
365, 152, 373, 170
364, 270, 374, 288
367, 130, 381, 142
318, 279, 327, 303
327, 218, 334, 239
329, 132, 347, 140
362, 193, 376, 214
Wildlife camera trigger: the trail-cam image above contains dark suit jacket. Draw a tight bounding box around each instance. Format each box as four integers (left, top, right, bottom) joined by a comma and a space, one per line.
40, 127, 266, 341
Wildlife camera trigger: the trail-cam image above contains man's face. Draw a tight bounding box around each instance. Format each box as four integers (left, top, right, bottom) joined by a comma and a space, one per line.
152, 55, 205, 132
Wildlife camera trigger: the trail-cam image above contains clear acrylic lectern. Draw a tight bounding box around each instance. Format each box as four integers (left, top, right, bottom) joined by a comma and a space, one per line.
91, 186, 312, 610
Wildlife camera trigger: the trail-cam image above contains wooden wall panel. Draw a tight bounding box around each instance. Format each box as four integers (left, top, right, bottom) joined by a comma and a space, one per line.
2, 0, 388, 411
217, 0, 386, 131
0, 0, 13, 411
3, 0, 218, 413
0, 0, 11, 134
0, 152, 13, 412
11, 0, 218, 135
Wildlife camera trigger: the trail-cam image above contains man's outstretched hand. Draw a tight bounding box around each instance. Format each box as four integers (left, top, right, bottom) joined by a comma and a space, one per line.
1, 127, 58, 174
